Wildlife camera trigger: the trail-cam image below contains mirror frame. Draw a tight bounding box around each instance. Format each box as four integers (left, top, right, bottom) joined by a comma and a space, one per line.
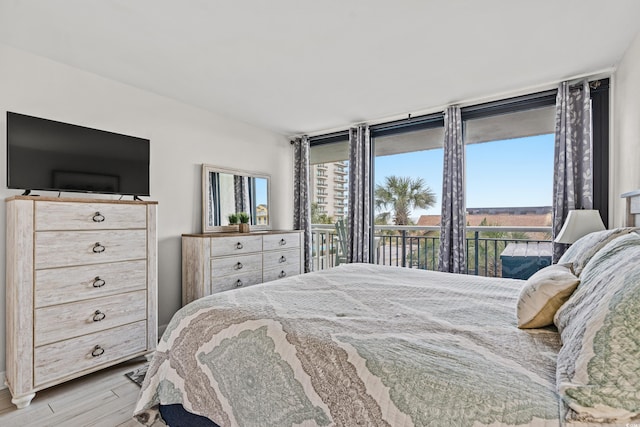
202, 164, 272, 233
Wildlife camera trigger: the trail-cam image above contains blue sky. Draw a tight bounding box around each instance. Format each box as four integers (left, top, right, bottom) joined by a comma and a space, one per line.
374, 134, 555, 218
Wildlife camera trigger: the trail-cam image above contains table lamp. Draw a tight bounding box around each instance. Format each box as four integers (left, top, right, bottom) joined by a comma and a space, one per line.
554, 210, 606, 244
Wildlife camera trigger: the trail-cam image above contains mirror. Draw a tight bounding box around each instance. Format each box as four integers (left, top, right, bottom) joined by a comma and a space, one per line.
202, 164, 271, 232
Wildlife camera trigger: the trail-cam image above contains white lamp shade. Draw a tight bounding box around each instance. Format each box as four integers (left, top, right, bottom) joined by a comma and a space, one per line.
555, 210, 606, 244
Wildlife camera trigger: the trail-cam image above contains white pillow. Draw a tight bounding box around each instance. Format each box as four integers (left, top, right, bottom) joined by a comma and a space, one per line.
516, 263, 579, 329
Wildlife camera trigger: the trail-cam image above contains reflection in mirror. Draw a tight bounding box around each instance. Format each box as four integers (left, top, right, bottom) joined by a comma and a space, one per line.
202, 165, 271, 232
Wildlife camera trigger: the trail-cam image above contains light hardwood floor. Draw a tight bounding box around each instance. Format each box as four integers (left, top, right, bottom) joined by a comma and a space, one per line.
0, 358, 165, 427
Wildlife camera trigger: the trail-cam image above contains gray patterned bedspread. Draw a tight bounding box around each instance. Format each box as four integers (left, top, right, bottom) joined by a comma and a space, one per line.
134, 264, 601, 426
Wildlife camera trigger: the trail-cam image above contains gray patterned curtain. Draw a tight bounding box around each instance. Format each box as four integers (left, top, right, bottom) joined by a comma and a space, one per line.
552, 80, 592, 262
438, 106, 466, 273
347, 124, 371, 263
233, 175, 249, 214
293, 136, 312, 273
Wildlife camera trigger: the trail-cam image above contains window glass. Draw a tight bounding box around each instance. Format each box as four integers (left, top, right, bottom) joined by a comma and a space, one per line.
309, 141, 349, 271
373, 126, 444, 268
464, 106, 555, 276
309, 141, 349, 224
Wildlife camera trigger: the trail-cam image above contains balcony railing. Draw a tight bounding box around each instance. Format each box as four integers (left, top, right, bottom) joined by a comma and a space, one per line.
311, 224, 552, 276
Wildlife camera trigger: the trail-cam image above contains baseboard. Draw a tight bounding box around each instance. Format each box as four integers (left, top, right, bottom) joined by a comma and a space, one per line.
1, 372, 7, 390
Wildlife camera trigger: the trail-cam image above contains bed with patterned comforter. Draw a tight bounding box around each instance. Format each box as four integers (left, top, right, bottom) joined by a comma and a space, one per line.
134, 261, 636, 427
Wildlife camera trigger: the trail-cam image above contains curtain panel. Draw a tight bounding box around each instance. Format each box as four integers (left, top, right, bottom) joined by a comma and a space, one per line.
347, 125, 371, 263
552, 80, 593, 262
438, 106, 466, 273
233, 175, 249, 214
293, 136, 312, 273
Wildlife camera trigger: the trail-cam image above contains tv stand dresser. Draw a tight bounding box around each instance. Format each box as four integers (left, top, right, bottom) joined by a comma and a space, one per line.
5, 196, 157, 408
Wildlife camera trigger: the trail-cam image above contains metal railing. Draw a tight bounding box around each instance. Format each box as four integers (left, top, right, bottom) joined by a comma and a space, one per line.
311, 224, 552, 277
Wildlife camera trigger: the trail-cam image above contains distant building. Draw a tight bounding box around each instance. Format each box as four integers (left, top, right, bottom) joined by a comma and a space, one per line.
466, 206, 552, 216
256, 204, 268, 225
310, 161, 348, 221
417, 206, 552, 239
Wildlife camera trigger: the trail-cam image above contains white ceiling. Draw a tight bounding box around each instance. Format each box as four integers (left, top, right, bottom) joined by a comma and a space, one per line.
1, 0, 639, 136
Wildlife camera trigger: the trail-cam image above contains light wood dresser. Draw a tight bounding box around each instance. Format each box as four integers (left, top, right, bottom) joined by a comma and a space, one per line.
182, 231, 303, 305
5, 196, 157, 409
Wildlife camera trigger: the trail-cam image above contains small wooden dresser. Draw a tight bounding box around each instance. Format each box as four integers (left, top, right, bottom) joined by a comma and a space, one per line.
182, 231, 303, 305
5, 196, 157, 408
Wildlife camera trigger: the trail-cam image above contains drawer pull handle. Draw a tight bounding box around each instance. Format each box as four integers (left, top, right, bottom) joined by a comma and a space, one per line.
279, 256, 286, 263
235, 262, 243, 270
279, 270, 287, 278
92, 212, 105, 223
235, 279, 243, 287
92, 277, 106, 288
92, 310, 106, 322
279, 238, 287, 246
91, 345, 105, 357
92, 243, 106, 253
236, 242, 243, 250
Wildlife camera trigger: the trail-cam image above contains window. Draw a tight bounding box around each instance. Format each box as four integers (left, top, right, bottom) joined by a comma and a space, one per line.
309, 140, 349, 270
308, 79, 610, 275
372, 121, 444, 268
309, 140, 349, 223
463, 105, 556, 276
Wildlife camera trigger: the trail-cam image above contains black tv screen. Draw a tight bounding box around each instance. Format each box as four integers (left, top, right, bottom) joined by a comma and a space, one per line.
6, 112, 150, 196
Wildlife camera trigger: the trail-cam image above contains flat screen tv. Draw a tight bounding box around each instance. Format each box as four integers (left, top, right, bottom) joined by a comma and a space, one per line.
6, 112, 150, 196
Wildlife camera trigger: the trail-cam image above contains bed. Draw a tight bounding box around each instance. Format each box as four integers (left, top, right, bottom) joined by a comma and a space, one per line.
134, 228, 640, 427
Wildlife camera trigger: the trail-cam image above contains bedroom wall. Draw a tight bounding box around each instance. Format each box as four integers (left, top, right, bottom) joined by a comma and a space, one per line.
0, 44, 293, 375
612, 31, 640, 227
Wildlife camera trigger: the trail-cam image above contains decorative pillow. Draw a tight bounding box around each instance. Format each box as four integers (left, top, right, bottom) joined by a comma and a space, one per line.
557, 227, 636, 276
516, 263, 579, 329
554, 232, 640, 422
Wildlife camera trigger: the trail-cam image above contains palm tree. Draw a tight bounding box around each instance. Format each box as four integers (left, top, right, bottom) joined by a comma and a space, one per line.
375, 176, 436, 225
311, 202, 334, 224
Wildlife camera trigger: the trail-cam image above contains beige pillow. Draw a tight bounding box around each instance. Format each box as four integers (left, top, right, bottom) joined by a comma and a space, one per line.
516, 263, 579, 329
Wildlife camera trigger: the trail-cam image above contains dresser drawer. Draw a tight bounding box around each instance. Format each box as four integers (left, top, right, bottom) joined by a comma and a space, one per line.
263, 248, 301, 271
263, 264, 301, 283
35, 290, 147, 346
212, 270, 263, 293
210, 235, 262, 257
34, 321, 147, 386
35, 260, 147, 308
35, 229, 147, 269
263, 233, 300, 251
211, 253, 262, 279
35, 201, 147, 231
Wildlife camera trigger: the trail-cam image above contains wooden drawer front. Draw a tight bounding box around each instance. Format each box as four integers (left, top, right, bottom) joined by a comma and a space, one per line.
263, 264, 301, 283
34, 321, 147, 386
263, 249, 301, 271
35, 290, 147, 346
35, 260, 147, 308
210, 235, 262, 257
35, 202, 146, 231
212, 271, 263, 293
211, 253, 262, 279
35, 230, 147, 269
263, 233, 300, 251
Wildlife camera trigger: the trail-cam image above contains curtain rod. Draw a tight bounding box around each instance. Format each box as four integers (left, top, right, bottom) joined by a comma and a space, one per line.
298, 68, 613, 140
